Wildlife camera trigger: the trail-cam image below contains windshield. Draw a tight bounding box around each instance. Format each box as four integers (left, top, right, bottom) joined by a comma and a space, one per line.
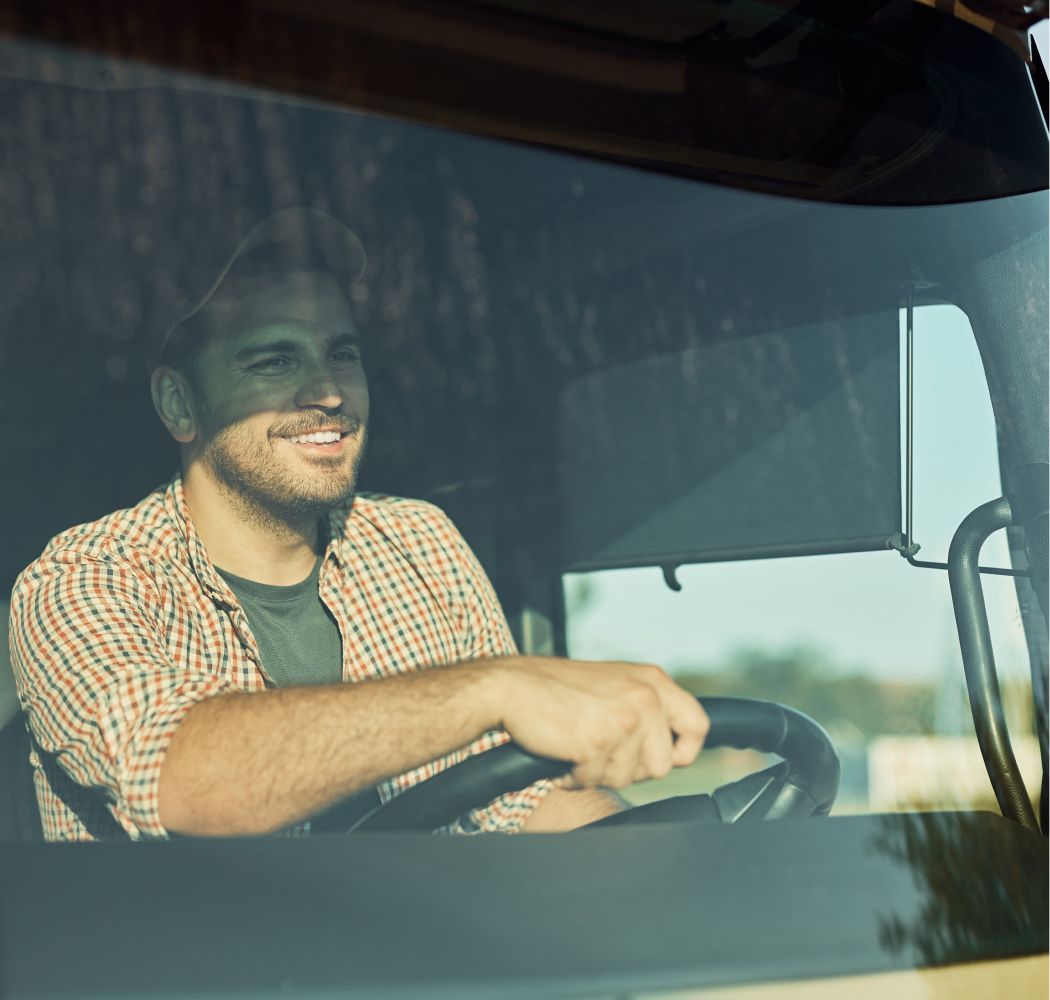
0, 20, 1047, 999
1, 23, 1047, 791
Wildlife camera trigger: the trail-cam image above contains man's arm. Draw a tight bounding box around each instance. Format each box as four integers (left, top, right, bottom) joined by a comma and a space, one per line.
159, 655, 708, 837
159, 661, 499, 836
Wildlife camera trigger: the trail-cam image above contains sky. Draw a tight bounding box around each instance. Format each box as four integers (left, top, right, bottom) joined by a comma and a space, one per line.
1035, 22, 1048, 61
564, 305, 1036, 682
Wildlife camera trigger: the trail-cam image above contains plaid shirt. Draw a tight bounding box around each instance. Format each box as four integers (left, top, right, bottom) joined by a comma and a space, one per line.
9, 474, 552, 841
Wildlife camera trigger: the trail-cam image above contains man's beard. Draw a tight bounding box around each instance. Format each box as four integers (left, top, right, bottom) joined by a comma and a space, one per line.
199, 411, 367, 533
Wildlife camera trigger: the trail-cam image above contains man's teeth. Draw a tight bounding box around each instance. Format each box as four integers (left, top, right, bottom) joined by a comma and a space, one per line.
285, 431, 342, 445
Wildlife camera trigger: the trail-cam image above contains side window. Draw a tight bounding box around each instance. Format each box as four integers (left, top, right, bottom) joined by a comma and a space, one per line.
562, 305, 1038, 814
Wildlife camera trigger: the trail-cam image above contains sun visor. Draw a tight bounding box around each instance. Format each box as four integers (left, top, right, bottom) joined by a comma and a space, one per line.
558, 312, 902, 572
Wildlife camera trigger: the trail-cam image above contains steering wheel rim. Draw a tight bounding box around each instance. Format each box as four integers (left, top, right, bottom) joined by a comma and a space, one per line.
346, 697, 840, 833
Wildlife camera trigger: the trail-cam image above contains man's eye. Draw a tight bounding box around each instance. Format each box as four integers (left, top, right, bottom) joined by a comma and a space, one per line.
253, 356, 292, 371
332, 348, 362, 364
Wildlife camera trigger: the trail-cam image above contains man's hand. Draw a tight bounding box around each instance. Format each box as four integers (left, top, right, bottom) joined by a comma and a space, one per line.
488, 658, 709, 790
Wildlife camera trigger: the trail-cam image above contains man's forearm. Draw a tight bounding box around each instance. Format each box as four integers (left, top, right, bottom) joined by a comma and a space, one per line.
158, 661, 502, 836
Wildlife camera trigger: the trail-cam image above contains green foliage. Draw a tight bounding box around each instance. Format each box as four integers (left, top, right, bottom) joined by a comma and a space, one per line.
675, 645, 936, 738
563, 575, 596, 618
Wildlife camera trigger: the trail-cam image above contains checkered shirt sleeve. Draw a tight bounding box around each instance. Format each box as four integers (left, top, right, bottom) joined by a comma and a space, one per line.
9, 549, 235, 840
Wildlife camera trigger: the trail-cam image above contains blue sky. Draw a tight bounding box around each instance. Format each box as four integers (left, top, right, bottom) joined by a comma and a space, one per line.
565, 305, 1034, 682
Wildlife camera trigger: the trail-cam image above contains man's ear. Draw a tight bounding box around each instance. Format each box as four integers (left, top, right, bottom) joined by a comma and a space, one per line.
151, 366, 199, 444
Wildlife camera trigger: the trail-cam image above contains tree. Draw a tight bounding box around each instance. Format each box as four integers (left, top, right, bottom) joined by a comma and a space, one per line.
674, 645, 935, 737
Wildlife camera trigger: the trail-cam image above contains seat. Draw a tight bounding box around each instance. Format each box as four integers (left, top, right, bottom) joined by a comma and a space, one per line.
0, 602, 44, 841
0, 712, 44, 841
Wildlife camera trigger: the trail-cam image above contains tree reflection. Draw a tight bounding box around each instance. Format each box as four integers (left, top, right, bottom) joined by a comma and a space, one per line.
870, 811, 1046, 965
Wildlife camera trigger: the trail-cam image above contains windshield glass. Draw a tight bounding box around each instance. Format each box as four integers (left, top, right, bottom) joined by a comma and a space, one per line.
1, 19, 1048, 1000
0, 39, 1045, 830
565, 300, 1043, 813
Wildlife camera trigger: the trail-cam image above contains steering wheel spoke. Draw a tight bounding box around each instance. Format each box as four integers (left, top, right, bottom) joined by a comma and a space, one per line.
712, 761, 791, 823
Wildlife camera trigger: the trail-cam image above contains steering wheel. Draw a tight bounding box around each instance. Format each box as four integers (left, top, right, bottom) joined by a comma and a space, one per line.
345, 697, 841, 833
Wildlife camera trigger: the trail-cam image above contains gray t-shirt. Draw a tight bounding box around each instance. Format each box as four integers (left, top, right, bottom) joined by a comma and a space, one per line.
217, 556, 342, 688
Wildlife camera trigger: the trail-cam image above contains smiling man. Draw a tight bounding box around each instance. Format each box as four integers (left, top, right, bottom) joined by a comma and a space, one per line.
9, 209, 708, 841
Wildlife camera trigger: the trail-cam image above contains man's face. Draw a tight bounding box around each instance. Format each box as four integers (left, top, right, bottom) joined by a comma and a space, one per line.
184, 270, 370, 525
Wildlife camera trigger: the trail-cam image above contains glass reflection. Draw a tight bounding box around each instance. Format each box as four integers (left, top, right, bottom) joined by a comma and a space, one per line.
870, 812, 1047, 967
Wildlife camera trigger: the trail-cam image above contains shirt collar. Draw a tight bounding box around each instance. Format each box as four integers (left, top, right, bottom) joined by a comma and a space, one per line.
163, 471, 351, 600
163, 471, 239, 607
325, 504, 351, 567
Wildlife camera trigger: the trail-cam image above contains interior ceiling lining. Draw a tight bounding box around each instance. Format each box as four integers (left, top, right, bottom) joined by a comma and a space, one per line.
1, 0, 1044, 205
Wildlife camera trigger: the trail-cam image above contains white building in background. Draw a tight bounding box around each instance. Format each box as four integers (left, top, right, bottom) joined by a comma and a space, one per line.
868, 735, 1042, 812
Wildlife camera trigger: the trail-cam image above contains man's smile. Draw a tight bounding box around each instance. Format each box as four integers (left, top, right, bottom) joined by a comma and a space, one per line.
275, 427, 357, 456
271, 414, 362, 456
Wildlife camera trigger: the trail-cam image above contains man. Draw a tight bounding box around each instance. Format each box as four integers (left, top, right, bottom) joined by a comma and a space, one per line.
9, 209, 708, 841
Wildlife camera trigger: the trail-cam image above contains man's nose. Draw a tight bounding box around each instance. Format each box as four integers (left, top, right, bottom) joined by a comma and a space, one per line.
294, 367, 345, 410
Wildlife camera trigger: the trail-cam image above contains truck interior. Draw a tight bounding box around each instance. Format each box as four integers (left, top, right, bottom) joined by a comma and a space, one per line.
0, 1, 1046, 997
